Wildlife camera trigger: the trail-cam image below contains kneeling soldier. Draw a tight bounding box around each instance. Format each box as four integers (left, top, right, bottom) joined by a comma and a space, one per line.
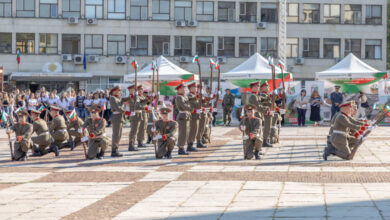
240, 104, 263, 160
7, 109, 33, 161
82, 106, 107, 160
30, 109, 53, 157
153, 107, 177, 159
65, 109, 87, 149
49, 106, 71, 153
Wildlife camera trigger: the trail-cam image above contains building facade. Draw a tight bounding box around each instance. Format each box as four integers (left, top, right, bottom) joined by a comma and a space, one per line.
0, 0, 387, 92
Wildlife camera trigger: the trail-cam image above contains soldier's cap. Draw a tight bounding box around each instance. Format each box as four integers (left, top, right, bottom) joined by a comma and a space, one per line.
160, 108, 172, 114
249, 81, 260, 88
137, 85, 143, 90
339, 101, 354, 108
187, 82, 197, 88
17, 109, 29, 116
111, 85, 121, 92
225, 88, 230, 91
65, 110, 74, 114
260, 81, 269, 88
245, 104, 257, 111
30, 109, 41, 115
335, 85, 340, 88
127, 84, 135, 89
50, 106, 61, 111
88, 106, 101, 113
175, 83, 185, 90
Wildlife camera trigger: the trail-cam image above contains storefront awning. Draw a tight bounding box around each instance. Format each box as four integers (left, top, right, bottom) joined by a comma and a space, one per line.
10, 72, 93, 81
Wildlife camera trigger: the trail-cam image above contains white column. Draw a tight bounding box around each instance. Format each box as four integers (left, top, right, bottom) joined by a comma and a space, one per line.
319, 38, 323, 58
361, 39, 365, 59
319, 3, 324, 24
235, 1, 239, 22
213, 1, 218, 21
12, 32, 16, 54
257, 37, 261, 54
35, 0, 39, 17
234, 37, 239, 57
81, 0, 85, 18
340, 4, 344, 24
148, 35, 152, 55
35, 33, 39, 55
298, 37, 303, 58
147, 0, 152, 20
170, 0, 174, 20
298, 3, 303, 23
256, 2, 261, 22
80, 34, 85, 54
58, 0, 62, 18
170, 35, 174, 56
58, 34, 62, 54
191, 36, 196, 56
340, 38, 344, 58
191, 0, 196, 21
103, 34, 107, 56
12, 0, 17, 17
213, 36, 218, 56
361, 4, 366, 24
103, 0, 108, 19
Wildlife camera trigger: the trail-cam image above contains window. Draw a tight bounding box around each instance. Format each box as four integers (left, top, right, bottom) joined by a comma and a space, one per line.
0, 0, 12, 17
107, 35, 125, 55
196, 1, 213, 21
286, 38, 298, 58
261, 3, 277, 23
62, 0, 80, 18
366, 5, 382, 25
40, 0, 58, 18
130, 0, 147, 20
0, 33, 12, 53
323, 38, 340, 58
174, 36, 191, 56
287, 3, 298, 23
85, 0, 103, 19
130, 35, 148, 56
344, 5, 361, 24
16, 33, 35, 54
303, 4, 319, 23
174, 0, 191, 21
62, 34, 80, 54
152, 0, 169, 20
344, 39, 361, 57
108, 0, 125, 19
39, 33, 58, 54
260, 37, 277, 57
218, 2, 235, 22
16, 0, 35, 17
85, 34, 103, 55
239, 2, 256, 22
152, 35, 170, 56
365, 39, 381, 59
218, 37, 234, 57
303, 38, 319, 58
239, 37, 256, 57
196, 36, 213, 57
324, 4, 340, 24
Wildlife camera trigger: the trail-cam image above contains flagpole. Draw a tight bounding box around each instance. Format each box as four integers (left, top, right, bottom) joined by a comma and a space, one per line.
271, 59, 276, 111
196, 56, 202, 108
213, 62, 220, 110
209, 61, 213, 95
152, 61, 155, 108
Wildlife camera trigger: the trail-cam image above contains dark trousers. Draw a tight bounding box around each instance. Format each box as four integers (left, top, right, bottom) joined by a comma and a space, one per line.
331, 106, 340, 119
297, 108, 306, 126
212, 112, 217, 126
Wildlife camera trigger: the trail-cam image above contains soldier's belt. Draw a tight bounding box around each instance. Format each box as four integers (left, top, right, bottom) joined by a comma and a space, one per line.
94, 133, 107, 139
112, 112, 122, 114
179, 111, 189, 114
333, 130, 347, 135
39, 131, 49, 135
147, 122, 153, 125
56, 129, 66, 133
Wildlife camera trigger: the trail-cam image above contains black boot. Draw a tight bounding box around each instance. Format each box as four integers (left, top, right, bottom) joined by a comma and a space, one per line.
69, 141, 75, 151
254, 151, 261, 160
262, 140, 273, 148
31, 151, 42, 157
187, 143, 198, 152
165, 151, 172, 159
323, 147, 331, 161
128, 142, 139, 151
201, 137, 207, 144
96, 151, 105, 159
146, 136, 152, 144
138, 142, 146, 148
18, 152, 28, 161
111, 151, 123, 157
197, 142, 207, 148
178, 148, 189, 155
49, 144, 59, 157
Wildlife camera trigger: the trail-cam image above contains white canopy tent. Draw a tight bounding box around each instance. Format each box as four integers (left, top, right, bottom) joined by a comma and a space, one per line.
221, 53, 287, 80
315, 53, 385, 80
124, 56, 198, 82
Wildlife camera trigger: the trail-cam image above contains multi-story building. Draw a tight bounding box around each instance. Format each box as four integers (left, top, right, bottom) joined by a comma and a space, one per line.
0, 0, 387, 92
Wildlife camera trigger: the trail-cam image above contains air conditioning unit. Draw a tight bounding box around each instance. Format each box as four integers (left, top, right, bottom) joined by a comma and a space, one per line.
179, 56, 191, 63
175, 20, 186, 27
217, 56, 227, 64
87, 18, 98, 25
88, 55, 99, 63
116, 56, 127, 64
62, 54, 73, 61
257, 22, 267, 29
188, 20, 198, 27
73, 55, 83, 64
67, 16, 79, 24
295, 57, 305, 65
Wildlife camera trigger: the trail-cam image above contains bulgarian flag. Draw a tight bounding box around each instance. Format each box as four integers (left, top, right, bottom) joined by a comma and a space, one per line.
277, 60, 285, 70
15, 107, 24, 113
68, 109, 76, 122
192, 55, 199, 63
214, 60, 220, 70
131, 59, 138, 69
38, 106, 46, 113
0, 111, 7, 123
209, 59, 215, 66
268, 56, 274, 66
384, 106, 390, 117
16, 49, 20, 64
150, 60, 157, 70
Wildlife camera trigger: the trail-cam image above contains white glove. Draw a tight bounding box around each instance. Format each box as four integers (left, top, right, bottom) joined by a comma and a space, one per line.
280, 109, 286, 114
242, 135, 249, 140
81, 136, 89, 143
359, 135, 365, 142
78, 128, 83, 134
151, 127, 156, 132
10, 137, 16, 141
130, 112, 136, 116
270, 111, 275, 115
368, 125, 376, 131
240, 125, 246, 130
153, 134, 162, 140
212, 108, 218, 113
196, 109, 202, 113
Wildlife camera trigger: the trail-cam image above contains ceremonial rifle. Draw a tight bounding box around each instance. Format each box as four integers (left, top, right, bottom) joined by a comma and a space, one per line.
270, 57, 276, 111
3, 111, 14, 160
240, 108, 246, 159
195, 56, 203, 110
152, 61, 158, 158
213, 61, 221, 110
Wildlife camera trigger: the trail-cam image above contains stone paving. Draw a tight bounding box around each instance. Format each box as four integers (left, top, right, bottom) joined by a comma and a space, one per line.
0, 126, 389, 219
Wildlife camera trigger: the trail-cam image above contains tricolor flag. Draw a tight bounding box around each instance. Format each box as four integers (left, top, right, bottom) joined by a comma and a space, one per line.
384, 105, 390, 117
277, 60, 285, 70
0, 111, 8, 123
150, 60, 157, 70
268, 56, 274, 66
131, 59, 138, 69
16, 49, 21, 64
214, 60, 220, 70
69, 109, 76, 122
38, 106, 46, 113
209, 59, 215, 66
15, 107, 24, 113
192, 55, 199, 63
372, 103, 378, 110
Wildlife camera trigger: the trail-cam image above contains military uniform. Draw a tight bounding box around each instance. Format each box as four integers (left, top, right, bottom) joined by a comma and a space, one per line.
154, 108, 177, 159
109, 85, 124, 157
30, 110, 51, 156
196, 94, 212, 148
122, 85, 143, 151
136, 89, 149, 147
240, 104, 262, 160
259, 84, 274, 147
186, 82, 200, 151
174, 83, 191, 155
9, 110, 33, 161
222, 91, 235, 125
82, 107, 107, 159
66, 111, 87, 148
49, 106, 70, 148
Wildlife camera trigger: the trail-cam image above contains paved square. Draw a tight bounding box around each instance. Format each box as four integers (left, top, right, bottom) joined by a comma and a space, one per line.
1, 126, 390, 219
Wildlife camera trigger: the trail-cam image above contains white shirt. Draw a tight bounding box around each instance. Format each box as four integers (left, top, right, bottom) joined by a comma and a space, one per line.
296, 96, 309, 109
48, 98, 57, 106
92, 99, 101, 106
38, 97, 48, 104
58, 98, 69, 109
28, 99, 38, 110
83, 99, 92, 107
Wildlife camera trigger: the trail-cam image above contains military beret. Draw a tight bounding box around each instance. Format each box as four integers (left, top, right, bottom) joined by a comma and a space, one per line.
245, 104, 257, 111
249, 81, 260, 88
187, 82, 196, 88
137, 85, 143, 89
160, 108, 172, 114
260, 82, 269, 88
30, 109, 41, 115
17, 109, 29, 116
339, 101, 353, 108
127, 84, 135, 89
175, 83, 185, 90
111, 85, 121, 92
50, 106, 61, 111
88, 106, 101, 113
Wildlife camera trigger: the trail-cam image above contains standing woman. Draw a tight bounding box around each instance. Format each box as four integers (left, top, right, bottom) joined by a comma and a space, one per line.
91, 92, 101, 109
67, 90, 76, 110
98, 91, 106, 117
83, 93, 93, 118
48, 92, 58, 106
309, 90, 323, 126
295, 89, 309, 126
58, 92, 69, 115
